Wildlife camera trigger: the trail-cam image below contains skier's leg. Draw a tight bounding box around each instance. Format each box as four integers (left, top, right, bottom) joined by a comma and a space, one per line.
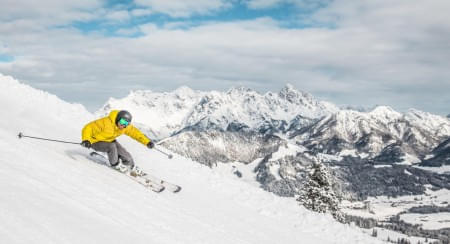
114, 141, 135, 167
113, 141, 143, 176
91, 141, 119, 166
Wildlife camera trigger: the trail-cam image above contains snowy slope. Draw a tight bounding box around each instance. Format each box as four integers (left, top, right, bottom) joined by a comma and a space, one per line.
0, 73, 383, 243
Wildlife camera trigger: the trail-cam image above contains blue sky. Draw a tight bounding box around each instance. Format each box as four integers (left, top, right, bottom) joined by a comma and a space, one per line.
0, 0, 449, 115
72, 0, 319, 36
0, 54, 14, 63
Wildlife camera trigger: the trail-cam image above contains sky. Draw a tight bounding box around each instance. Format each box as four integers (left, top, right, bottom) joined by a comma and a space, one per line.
0, 0, 449, 115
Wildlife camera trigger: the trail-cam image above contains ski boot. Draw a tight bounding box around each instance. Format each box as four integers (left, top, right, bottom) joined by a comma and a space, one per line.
113, 161, 129, 173
129, 165, 145, 177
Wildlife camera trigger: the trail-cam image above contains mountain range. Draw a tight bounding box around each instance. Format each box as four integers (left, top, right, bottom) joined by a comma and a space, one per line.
99, 85, 450, 202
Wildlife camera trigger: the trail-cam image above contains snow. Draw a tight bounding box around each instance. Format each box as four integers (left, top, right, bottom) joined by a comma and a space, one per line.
96, 81, 450, 186
339, 149, 358, 157
0, 73, 383, 243
97, 89, 204, 138
398, 153, 429, 166
362, 227, 438, 243
424, 154, 434, 160
360, 152, 370, 158
270, 143, 306, 161
368, 106, 402, 124
373, 165, 392, 168
214, 160, 261, 187
301, 106, 450, 162
269, 163, 282, 181
98, 84, 339, 139
406, 109, 450, 137
400, 213, 450, 230
342, 187, 450, 221
414, 165, 450, 174
403, 169, 413, 176
317, 153, 342, 162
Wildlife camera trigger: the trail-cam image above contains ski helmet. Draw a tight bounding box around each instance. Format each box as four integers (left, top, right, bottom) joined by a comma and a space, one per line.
116, 110, 132, 125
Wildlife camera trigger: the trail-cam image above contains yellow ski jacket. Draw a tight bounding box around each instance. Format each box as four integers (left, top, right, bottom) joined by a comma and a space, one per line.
82, 110, 151, 145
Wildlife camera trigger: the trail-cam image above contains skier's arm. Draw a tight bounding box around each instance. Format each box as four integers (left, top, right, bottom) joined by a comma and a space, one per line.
81, 122, 95, 142
81, 117, 106, 142
124, 125, 151, 146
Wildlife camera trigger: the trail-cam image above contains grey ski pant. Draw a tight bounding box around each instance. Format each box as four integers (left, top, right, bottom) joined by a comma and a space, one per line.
91, 141, 134, 167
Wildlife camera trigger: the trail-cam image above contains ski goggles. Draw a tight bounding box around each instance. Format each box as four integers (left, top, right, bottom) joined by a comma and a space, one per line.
118, 118, 130, 127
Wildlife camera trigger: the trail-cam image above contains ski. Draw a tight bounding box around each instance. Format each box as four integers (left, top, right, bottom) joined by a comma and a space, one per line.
88, 152, 178, 193
126, 172, 165, 193
141, 174, 182, 193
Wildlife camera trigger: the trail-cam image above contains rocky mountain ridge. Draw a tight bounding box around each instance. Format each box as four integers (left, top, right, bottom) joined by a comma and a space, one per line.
97, 84, 339, 138
99, 85, 450, 201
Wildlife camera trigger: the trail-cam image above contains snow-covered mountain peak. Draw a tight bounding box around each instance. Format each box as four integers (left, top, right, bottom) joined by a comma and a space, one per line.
279, 83, 298, 94
368, 106, 403, 123
405, 108, 450, 137
330, 110, 374, 139
335, 108, 365, 119
294, 103, 450, 160
369, 106, 399, 116
99, 84, 340, 137
406, 108, 439, 121
329, 108, 404, 141
227, 86, 257, 95
278, 83, 313, 104
173, 85, 197, 97
275, 84, 339, 117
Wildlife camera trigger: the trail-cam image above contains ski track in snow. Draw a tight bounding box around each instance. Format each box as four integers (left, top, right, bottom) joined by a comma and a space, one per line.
0, 74, 383, 244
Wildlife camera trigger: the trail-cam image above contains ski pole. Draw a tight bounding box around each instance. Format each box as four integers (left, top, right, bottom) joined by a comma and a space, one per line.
154, 146, 173, 159
18, 132, 80, 145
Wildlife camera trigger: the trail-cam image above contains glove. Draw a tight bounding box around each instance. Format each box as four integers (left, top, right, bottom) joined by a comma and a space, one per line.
81, 140, 91, 148
147, 141, 155, 149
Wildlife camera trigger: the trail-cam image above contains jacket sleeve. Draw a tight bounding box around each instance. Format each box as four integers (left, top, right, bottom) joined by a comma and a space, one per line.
81, 118, 106, 142
124, 125, 151, 145
81, 121, 95, 142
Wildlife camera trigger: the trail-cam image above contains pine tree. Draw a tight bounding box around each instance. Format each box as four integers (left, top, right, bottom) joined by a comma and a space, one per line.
372, 228, 378, 237
297, 162, 343, 221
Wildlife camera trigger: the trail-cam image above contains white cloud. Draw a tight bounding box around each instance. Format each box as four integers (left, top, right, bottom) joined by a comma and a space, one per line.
245, 0, 283, 9
245, 0, 331, 10
0, 0, 102, 24
0, 0, 449, 115
130, 8, 154, 17
134, 0, 232, 17
104, 10, 130, 22
0, 42, 10, 54
115, 27, 141, 36
139, 23, 160, 33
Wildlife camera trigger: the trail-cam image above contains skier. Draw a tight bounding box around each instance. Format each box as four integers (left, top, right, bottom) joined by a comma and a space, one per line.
80, 110, 155, 175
